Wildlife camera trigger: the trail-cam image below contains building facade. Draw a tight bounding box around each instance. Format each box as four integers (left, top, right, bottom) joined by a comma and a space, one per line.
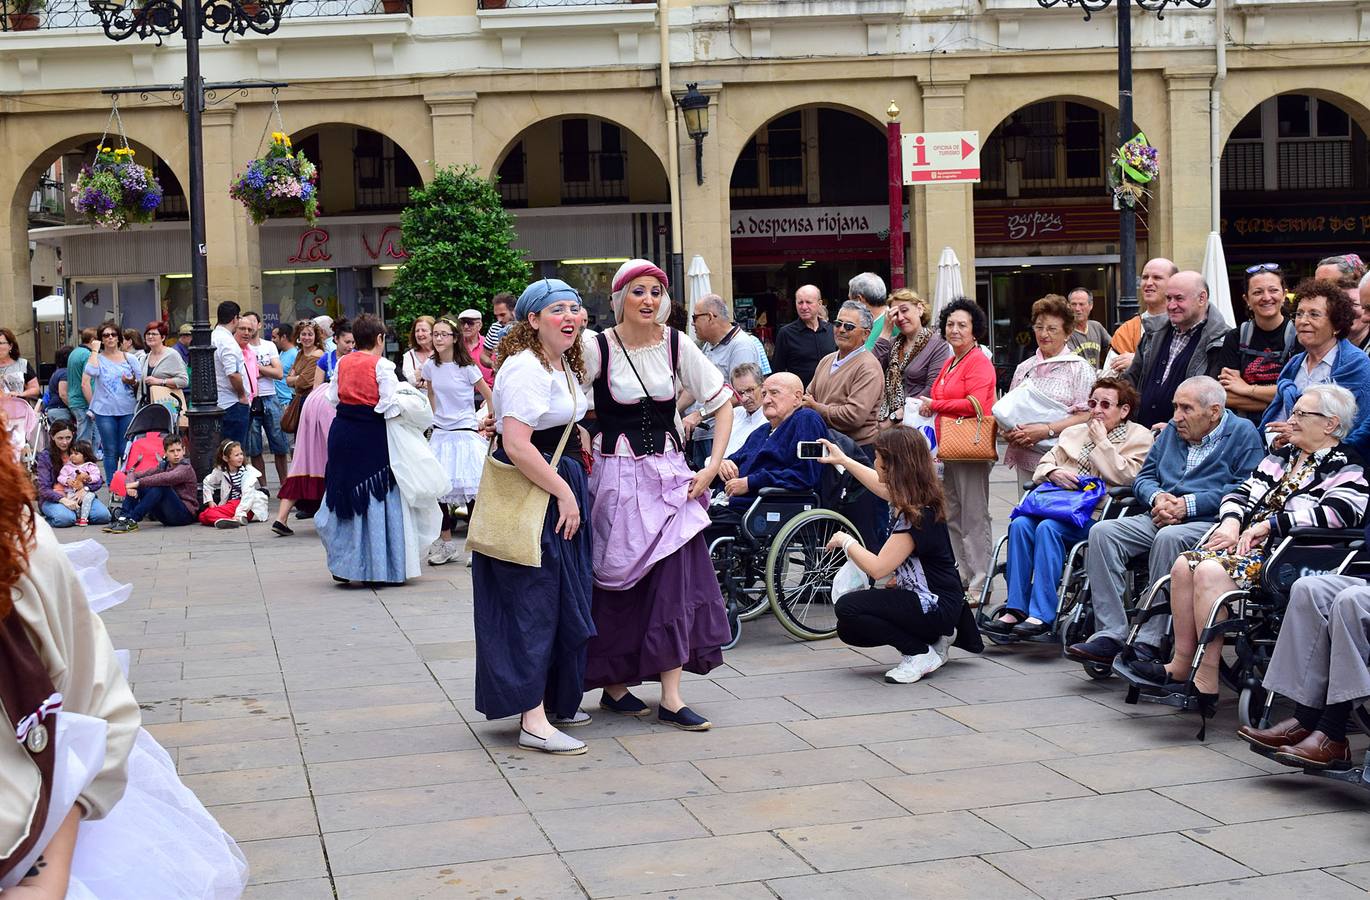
5, 0, 1370, 371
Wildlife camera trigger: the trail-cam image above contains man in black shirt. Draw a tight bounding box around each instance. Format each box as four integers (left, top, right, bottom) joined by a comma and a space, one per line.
771, 284, 836, 388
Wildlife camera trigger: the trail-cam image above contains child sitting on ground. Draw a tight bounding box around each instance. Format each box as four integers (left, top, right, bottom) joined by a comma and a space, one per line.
200, 439, 268, 529
57, 440, 103, 526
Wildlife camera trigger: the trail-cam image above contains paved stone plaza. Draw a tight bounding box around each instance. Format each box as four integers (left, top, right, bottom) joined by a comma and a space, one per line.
71, 464, 1370, 899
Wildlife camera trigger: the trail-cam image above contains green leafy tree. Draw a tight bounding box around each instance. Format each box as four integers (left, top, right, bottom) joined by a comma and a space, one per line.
388, 165, 531, 344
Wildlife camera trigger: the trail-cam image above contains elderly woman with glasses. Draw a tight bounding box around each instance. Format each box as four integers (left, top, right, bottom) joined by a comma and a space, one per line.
1134, 383, 1369, 730
1000, 294, 1096, 482
1262, 279, 1370, 458
985, 377, 1153, 638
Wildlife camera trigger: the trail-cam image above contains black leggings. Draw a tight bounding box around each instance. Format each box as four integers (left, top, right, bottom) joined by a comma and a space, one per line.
836, 588, 956, 657
440, 499, 474, 534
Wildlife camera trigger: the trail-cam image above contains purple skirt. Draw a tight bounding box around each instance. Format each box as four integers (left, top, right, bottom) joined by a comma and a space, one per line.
583, 534, 731, 689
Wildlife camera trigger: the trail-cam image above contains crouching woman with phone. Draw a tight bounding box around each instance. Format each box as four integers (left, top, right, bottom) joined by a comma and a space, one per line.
817, 427, 983, 684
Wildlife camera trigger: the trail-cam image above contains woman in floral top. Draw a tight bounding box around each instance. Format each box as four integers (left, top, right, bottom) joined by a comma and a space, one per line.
1133, 383, 1369, 717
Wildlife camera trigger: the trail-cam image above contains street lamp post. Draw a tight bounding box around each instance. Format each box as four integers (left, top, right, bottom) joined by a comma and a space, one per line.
89, 0, 289, 479
1036, 0, 1212, 323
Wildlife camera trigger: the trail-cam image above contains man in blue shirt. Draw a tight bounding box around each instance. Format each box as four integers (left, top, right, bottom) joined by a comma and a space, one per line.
1067, 375, 1266, 666
716, 372, 827, 508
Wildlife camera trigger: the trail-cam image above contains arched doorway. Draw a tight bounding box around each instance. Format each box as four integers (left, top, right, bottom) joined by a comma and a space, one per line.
973, 98, 1129, 379
257, 124, 428, 328
21, 137, 190, 365
1219, 92, 1370, 302
492, 115, 669, 328
728, 106, 888, 350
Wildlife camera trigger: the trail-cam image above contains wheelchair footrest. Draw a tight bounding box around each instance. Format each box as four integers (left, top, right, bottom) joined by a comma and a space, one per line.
1111, 658, 1204, 711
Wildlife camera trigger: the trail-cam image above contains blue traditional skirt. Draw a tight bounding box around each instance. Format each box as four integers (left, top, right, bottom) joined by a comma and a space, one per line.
472, 453, 595, 720
316, 403, 408, 584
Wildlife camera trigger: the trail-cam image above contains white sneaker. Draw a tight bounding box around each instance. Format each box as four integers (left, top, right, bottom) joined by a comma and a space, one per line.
428, 540, 460, 566
932, 635, 953, 665
426, 537, 444, 558
885, 649, 944, 684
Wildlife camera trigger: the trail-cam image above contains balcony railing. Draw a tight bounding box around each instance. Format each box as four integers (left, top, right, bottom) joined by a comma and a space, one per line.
1278, 139, 1351, 191
560, 150, 627, 203
479, 0, 639, 8
1221, 142, 1264, 192
976, 133, 1106, 197
0, 0, 410, 32
28, 176, 64, 224
730, 143, 806, 199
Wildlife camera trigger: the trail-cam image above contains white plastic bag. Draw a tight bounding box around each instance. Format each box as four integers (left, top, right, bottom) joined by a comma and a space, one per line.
902, 399, 938, 456
831, 558, 868, 604
993, 379, 1069, 452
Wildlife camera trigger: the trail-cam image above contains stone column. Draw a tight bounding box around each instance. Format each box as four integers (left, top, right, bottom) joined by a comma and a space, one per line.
1, 198, 31, 358
1161, 71, 1215, 269
203, 107, 261, 309
677, 84, 730, 310
427, 92, 478, 171
915, 77, 976, 296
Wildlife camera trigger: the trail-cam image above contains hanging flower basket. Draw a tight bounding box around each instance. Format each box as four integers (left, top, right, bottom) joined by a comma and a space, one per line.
230, 131, 319, 225
71, 145, 164, 231
1109, 131, 1158, 210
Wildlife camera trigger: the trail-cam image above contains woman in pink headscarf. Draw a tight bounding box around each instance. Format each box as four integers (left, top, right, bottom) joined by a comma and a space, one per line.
581, 259, 734, 731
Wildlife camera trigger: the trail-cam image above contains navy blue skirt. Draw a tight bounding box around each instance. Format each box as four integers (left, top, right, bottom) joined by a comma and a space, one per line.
471, 454, 595, 720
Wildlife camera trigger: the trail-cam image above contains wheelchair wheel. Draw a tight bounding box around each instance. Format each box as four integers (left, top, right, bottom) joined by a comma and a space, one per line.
723, 604, 742, 651
1237, 684, 1270, 730
709, 536, 770, 622
765, 508, 862, 641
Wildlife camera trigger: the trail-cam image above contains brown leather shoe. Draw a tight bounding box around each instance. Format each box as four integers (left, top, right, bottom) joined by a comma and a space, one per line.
1237, 717, 1310, 752
1272, 731, 1352, 770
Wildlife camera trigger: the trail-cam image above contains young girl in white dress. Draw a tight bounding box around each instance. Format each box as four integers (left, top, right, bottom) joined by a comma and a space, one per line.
424, 316, 492, 566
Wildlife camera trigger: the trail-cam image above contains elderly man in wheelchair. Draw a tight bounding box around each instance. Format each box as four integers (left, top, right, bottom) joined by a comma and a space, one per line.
705, 372, 865, 644
1065, 376, 1267, 669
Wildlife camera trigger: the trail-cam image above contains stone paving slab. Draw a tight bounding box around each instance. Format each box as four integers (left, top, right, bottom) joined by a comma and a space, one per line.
66, 458, 1370, 898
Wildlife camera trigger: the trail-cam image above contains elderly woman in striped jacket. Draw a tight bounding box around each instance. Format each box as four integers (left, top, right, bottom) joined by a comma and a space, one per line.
1132, 383, 1370, 709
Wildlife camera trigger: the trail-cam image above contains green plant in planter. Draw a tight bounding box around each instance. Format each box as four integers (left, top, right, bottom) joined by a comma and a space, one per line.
388, 165, 531, 342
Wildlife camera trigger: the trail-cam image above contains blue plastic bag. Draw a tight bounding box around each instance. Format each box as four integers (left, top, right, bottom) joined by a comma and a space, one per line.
1009, 476, 1107, 530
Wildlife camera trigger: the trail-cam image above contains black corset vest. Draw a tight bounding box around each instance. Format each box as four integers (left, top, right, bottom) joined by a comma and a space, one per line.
592, 328, 682, 456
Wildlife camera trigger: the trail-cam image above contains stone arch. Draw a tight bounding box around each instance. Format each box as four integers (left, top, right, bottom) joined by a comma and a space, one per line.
265, 99, 434, 183
718, 94, 890, 182
473, 89, 669, 180
1220, 85, 1370, 149
965, 79, 1124, 151
7, 117, 190, 219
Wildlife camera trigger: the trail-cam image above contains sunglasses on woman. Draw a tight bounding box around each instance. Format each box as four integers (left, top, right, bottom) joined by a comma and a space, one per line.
1087, 398, 1119, 409
1245, 263, 1282, 275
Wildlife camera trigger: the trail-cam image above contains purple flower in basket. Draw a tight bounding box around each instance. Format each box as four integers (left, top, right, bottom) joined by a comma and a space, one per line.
80, 188, 114, 214
139, 189, 163, 212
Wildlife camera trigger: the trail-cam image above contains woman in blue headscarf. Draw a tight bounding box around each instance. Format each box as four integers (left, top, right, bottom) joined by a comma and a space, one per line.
471, 279, 597, 756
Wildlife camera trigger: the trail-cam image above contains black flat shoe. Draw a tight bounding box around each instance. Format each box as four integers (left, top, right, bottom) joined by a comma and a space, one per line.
658, 705, 711, 731
599, 690, 650, 717
271, 521, 294, 537
1011, 620, 1051, 639
981, 610, 1026, 635
332, 575, 349, 584
1128, 658, 1171, 685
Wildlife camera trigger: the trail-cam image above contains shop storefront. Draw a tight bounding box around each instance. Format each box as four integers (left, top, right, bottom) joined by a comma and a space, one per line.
730, 204, 907, 350
974, 202, 1148, 383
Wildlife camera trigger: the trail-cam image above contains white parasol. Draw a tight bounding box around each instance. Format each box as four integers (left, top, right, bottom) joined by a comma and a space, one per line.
932, 246, 964, 320
1200, 231, 1236, 328
687, 254, 712, 339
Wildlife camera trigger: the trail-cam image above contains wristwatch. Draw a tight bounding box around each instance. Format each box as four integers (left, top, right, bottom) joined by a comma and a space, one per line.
1046, 425, 1056, 438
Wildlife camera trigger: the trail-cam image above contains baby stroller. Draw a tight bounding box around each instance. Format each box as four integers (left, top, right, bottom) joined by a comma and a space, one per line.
2, 396, 42, 482
107, 401, 179, 515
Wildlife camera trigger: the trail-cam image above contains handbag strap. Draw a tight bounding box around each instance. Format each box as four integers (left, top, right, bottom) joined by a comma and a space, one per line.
488, 356, 578, 466
965, 394, 984, 422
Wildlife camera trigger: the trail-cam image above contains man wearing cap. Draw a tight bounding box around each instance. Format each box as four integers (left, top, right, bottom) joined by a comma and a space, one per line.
174, 323, 193, 364
458, 309, 494, 400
